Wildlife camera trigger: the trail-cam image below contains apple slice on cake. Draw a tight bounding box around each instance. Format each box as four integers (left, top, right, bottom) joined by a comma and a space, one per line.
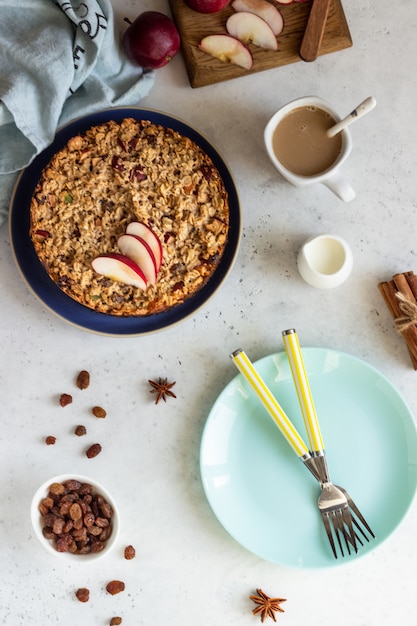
117, 234, 158, 285
92, 254, 148, 289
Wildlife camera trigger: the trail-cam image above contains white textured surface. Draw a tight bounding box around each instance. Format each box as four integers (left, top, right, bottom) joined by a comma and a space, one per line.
1, 0, 417, 624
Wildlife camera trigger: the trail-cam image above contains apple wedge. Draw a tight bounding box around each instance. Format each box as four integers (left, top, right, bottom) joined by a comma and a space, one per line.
198, 34, 253, 70
226, 12, 278, 50
275, 0, 294, 4
231, 0, 284, 36
125, 221, 163, 272
92, 253, 147, 289
117, 234, 158, 285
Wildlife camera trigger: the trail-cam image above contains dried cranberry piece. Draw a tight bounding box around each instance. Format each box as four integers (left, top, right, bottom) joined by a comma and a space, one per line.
111, 155, 125, 171
129, 167, 147, 182
200, 164, 214, 181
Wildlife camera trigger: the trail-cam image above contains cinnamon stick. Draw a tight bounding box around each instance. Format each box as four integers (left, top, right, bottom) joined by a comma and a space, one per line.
405, 271, 417, 299
378, 273, 417, 369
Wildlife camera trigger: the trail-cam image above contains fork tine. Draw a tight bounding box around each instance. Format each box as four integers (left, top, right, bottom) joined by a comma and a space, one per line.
347, 499, 375, 539
321, 513, 338, 559
336, 511, 351, 555
351, 513, 372, 543
336, 485, 375, 540
341, 509, 358, 553
331, 511, 345, 557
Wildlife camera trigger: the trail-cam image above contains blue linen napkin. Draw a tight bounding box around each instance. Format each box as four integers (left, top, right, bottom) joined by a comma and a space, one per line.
0, 0, 155, 226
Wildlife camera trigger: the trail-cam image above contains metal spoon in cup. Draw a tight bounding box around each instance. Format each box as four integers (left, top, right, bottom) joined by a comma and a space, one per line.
327, 96, 377, 138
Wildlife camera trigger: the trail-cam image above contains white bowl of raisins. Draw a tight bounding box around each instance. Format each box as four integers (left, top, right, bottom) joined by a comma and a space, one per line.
31, 474, 119, 560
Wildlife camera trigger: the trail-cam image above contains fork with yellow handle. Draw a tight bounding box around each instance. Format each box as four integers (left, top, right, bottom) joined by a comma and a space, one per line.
230, 348, 322, 483
231, 343, 369, 558
282, 329, 375, 556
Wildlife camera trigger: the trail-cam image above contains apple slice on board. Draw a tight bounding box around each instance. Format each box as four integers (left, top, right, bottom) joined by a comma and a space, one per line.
92, 253, 147, 290
231, 0, 284, 36
117, 234, 158, 285
226, 12, 278, 50
125, 221, 163, 272
198, 34, 253, 70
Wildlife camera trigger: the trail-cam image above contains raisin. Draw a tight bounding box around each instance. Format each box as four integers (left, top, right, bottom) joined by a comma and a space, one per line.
65, 479, 82, 491
86, 443, 102, 458
75, 588, 90, 603
106, 581, 125, 595
124, 545, 136, 560
84, 512, 95, 527
90, 540, 105, 553
59, 393, 72, 407
55, 537, 69, 552
75, 425, 87, 436
49, 482, 65, 496
45, 436, 56, 445
92, 406, 107, 418
99, 501, 113, 518
69, 503, 82, 521
110, 618, 122, 625
76, 370, 90, 390
53, 518, 65, 535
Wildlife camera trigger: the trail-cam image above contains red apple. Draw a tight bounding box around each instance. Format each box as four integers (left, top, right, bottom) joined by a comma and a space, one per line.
122, 11, 180, 70
184, 0, 231, 13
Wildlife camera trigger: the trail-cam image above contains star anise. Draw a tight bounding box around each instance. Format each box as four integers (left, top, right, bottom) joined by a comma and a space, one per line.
148, 377, 177, 404
249, 589, 286, 622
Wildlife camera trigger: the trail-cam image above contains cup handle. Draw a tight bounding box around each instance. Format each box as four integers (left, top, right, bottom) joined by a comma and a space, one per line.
322, 172, 356, 203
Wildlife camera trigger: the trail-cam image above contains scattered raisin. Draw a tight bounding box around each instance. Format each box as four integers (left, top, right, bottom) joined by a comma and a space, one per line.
124, 545, 136, 560
59, 393, 73, 407
45, 436, 56, 445
76, 370, 90, 390
75, 425, 87, 436
110, 618, 122, 625
106, 581, 125, 595
75, 588, 90, 602
92, 406, 107, 418
86, 443, 102, 458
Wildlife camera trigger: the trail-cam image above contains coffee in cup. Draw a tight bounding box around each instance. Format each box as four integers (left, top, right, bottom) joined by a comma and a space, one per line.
264, 96, 355, 202
271, 106, 342, 177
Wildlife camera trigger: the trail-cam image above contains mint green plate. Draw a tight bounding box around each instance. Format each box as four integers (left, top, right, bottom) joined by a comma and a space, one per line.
200, 348, 417, 568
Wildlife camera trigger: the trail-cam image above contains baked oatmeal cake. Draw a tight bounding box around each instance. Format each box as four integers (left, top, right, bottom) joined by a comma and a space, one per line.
29, 118, 229, 316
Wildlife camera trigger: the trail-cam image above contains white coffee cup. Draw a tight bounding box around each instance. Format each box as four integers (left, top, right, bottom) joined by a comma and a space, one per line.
264, 96, 355, 203
297, 234, 353, 289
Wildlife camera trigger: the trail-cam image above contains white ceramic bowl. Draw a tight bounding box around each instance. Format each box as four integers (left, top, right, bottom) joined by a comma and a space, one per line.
31, 474, 119, 561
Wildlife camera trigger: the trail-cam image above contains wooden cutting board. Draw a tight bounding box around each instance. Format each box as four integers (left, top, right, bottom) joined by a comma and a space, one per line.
168, 0, 352, 88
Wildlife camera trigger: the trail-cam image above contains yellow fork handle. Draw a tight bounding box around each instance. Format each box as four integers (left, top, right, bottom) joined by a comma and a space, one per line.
230, 348, 310, 459
282, 329, 325, 455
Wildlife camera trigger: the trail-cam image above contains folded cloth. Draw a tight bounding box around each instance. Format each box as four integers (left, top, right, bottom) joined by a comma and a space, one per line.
0, 0, 155, 226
